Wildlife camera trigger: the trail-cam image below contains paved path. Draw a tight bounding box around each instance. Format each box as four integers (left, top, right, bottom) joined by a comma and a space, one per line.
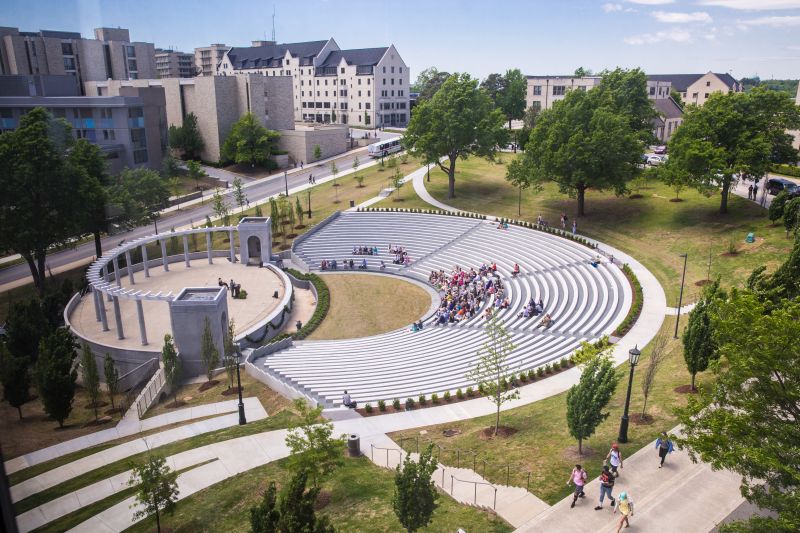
665, 302, 697, 315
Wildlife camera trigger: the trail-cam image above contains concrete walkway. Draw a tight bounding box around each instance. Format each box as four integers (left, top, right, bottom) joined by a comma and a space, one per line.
665, 302, 697, 315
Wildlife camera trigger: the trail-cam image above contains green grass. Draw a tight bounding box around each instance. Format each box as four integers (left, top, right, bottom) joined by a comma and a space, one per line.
414, 154, 794, 304
13, 411, 298, 515
124, 456, 512, 533
390, 321, 712, 505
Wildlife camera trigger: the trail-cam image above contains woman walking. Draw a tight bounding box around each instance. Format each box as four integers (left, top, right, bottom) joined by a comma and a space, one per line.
613, 491, 634, 531
595, 465, 615, 510
566, 464, 588, 508
655, 432, 674, 468
606, 442, 624, 477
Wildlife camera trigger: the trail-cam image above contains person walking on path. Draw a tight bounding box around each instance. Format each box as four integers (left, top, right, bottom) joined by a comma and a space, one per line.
606, 443, 624, 477
567, 464, 588, 508
595, 465, 616, 510
613, 491, 634, 531
655, 432, 674, 468
572, 220, 577, 235
748, 184, 754, 200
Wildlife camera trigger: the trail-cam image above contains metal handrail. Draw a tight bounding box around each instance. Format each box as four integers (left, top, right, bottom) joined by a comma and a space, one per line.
369, 444, 403, 468
450, 474, 498, 509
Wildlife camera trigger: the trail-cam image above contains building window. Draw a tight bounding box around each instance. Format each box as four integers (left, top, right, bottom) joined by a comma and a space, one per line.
649, 86, 656, 96
358, 90, 362, 97
531, 101, 542, 111
341, 67, 345, 74
553, 86, 566, 96
532, 85, 542, 96
391, 78, 395, 85
367, 78, 370, 85
706, 81, 710, 86
368, 91, 371, 97
382, 66, 386, 73
61, 42, 73, 55
358, 79, 362, 85
366, 103, 371, 110
126, 45, 136, 57
391, 66, 395, 73
692, 92, 698, 99
705, 93, 709, 98
286, 59, 289, 65
391, 90, 394, 96
400, 67, 403, 73
63, 57, 76, 71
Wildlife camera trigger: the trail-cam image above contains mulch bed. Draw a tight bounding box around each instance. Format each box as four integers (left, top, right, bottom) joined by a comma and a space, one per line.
669, 198, 684, 202
442, 428, 461, 437
314, 490, 332, 510
563, 446, 598, 461
629, 194, 644, 199
166, 400, 187, 409
720, 251, 739, 257
695, 279, 711, 286
630, 413, 655, 425
221, 386, 242, 396
478, 426, 518, 439
198, 380, 220, 392
674, 384, 698, 394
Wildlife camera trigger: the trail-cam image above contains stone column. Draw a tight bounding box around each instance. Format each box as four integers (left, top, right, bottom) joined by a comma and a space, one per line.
112, 296, 125, 339
92, 288, 101, 322
136, 300, 148, 345
125, 250, 135, 284
99, 292, 109, 332
160, 240, 169, 272
206, 232, 213, 264
183, 235, 191, 267
112, 257, 122, 287
102, 266, 112, 302
141, 245, 150, 278
229, 230, 236, 263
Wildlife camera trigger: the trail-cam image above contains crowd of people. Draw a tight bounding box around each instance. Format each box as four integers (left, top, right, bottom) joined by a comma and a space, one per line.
218, 277, 242, 298
429, 264, 509, 325
389, 244, 411, 265
352, 245, 379, 255
319, 243, 412, 270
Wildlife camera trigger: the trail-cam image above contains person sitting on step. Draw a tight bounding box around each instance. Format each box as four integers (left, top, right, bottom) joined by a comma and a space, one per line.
342, 390, 357, 409
359, 258, 368, 270
512, 263, 520, 277
539, 313, 553, 328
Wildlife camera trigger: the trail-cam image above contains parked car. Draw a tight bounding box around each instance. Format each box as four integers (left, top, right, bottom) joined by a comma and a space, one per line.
766, 177, 799, 195
647, 155, 664, 166
654, 145, 667, 155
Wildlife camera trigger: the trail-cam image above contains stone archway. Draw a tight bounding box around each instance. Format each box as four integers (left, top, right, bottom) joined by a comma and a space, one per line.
246, 236, 262, 266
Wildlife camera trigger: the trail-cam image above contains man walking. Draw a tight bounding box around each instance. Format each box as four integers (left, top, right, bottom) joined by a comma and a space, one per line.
567, 464, 588, 508
655, 432, 674, 468
606, 443, 624, 477
595, 465, 615, 510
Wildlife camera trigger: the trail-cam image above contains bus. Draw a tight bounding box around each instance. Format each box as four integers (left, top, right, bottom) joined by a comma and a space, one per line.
367, 137, 403, 158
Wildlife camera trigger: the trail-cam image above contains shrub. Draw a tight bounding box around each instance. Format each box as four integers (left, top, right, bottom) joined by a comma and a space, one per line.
613, 264, 643, 337
772, 163, 800, 178
527, 369, 536, 381
466, 386, 475, 397
444, 390, 451, 402
392, 398, 401, 410
418, 394, 427, 405
378, 399, 386, 412
519, 372, 527, 383
285, 269, 330, 340
500, 377, 509, 390
456, 388, 464, 400
431, 393, 440, 404
537, 367, 544, 377
405, 397, 415, 410
560, 358, 569, 369
365, 403, 373, 413
545, 363, 552, 374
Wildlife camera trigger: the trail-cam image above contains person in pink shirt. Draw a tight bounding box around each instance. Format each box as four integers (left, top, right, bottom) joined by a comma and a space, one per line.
567, 464, 588, 508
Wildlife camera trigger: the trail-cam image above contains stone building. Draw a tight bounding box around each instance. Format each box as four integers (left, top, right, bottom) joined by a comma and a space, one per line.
194, 43, 229, 77
155, 49, 194, 78
647, 72, 743, 107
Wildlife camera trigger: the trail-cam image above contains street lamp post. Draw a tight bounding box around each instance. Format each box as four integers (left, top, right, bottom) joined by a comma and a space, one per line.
617, 345, 641, 443
673, 253, 688, 339
234, 346, 246, 425
283, 171, 289, 197
427, 162, 430, 183
307, 188, 312, 218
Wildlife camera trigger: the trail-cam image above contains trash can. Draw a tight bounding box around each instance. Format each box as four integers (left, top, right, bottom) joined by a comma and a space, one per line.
347, 434, 361, 457
349, 200, 355, 208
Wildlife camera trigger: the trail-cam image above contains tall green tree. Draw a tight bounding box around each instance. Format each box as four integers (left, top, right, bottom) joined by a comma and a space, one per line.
70, 139, 109, 258
667, 87, 800, 214
249, 470, 335, 533
250, 481, 280, 533
466, 317, 520, 436
36, 328, 78, 428
412, 67, 451, 101
285, 399, 344, 487
313, 145, 322, 161
0, 108, 86, 294
565, 350, 620, 454
107, 168, 170, 228
186, 160, 206, 191
103, 353, 119, 410
200, 317, 220, 383
748, 233, 800, 304
80, 343, 101, 421
574, 66, 593, 77
682, 285, 721, 391
221, 113, 280, 167
404, 73, 507, 199
769, 190, 790, 225
223, 319, 237, 391
677, 292, 800, 533
129, 454, 179, 533
161, 154, 180, 179
783, 197, 800, 235
515, 68, 654, 216
5, 299, 48, 363
0, 343, 31, 419
169, 112, 204, 160
497, 69, 527, 128
480, 73, 506, 104
295, 196, 304, 227
161, 334, 181, 405
232, 177, 247, 213
211, 188, 230, 224
393, 445, 439, 533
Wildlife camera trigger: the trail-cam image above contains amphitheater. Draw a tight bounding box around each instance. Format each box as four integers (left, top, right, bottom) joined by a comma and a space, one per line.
252, 211, 632, 407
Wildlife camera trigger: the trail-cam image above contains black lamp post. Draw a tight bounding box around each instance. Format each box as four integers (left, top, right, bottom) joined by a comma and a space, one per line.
307, 188, 312, 218
674, 253, 688, 339
617, 345, 641, 443
234, 346, 246, 425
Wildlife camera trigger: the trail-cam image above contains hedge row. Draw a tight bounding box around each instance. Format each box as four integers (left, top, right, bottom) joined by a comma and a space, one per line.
357, 207, 487, 219
771, 164, 800, 178
269, 269, 330, 343
613, 264, 643, 337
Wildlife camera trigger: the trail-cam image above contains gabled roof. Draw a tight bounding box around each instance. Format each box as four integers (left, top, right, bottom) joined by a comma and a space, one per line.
653, 97, 683, 120
226, 40, 328, 70
647, 73, 739, 92
319, 47, 388, 68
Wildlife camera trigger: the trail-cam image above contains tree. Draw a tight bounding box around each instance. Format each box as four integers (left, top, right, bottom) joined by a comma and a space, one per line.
404, 73, 507, 199
5, 299, 48, 363
200, 317, 219, 383
480, 73, 506, 104
658, 163, 691, 201
211, 188, 230, 224
107, 168, 170, 228
783, 197, 800, 235
249, 470, 336, 533
640, 333, 669, 419
186, 160, 206, 191
769, 190, 789, 225
285, 398, 344, 487
250, 481, 280, 533
104, 353, 119, 411
270, 198, 280, 234
682, 284, 721, 391
392, 168, 405, 200
393, 445, 439, 533
80, 343, 101, 421
232, 177, 247, 213
522, 106, 541, 129
0, 343, 31, 419
514, 68, 654, 216
677, 292, 800, 532
70, 139, 109, 258
129, 454, 179, 533
223, 319, 237, 391
466, 317, 520, 437
295, 196, 304, 227
668, 88, 800, 214
505, 156, 534, 216
497, 69, 527, 128
574, 66, 593, 77
330, 161, 339, 186
313, 145, 322, 161
161, 154, 180, 179
36, 328, 78, 428
352, 155, 360, 187
565, 350, 620, 454
670, 90, 684, 109
169, 112, 204, 160
161, 334, 181, 405
221, 113, 280, 167
412, 67, 451, 101
0, 108, 86, 295
168, 176, 182, 209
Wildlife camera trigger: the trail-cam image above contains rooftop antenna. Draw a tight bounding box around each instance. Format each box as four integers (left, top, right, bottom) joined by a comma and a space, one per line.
271, 5, 276, 42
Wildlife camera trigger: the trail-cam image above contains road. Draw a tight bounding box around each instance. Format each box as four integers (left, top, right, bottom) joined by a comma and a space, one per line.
0, 134, 398, 289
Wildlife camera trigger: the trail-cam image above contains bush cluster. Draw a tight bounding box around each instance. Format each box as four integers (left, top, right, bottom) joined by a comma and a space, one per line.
358, 207, 486, 219
285, 269, 330, 340
613, 264, 643, 337
772, 164, 800, 178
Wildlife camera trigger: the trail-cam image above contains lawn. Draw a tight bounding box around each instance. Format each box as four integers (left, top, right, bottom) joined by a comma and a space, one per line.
124, 456, 512, 533
389, 321, 713, 505
415, 154, 794, 304
309, 274, 431, 340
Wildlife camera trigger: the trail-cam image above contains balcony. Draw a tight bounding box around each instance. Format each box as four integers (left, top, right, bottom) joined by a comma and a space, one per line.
314, 66, 338, 77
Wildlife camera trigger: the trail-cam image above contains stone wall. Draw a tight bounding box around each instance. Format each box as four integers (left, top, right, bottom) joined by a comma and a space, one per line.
278, 125, 347, 165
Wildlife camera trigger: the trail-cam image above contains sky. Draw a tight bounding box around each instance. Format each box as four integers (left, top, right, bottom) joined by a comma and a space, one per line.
2, 0, 800, 81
